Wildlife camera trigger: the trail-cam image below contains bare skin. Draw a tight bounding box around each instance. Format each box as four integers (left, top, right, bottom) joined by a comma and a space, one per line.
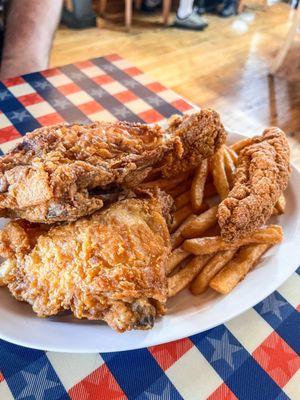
0, 0, 63, 79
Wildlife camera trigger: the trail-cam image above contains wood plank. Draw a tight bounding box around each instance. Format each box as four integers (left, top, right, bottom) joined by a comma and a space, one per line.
50, 3, 300, 140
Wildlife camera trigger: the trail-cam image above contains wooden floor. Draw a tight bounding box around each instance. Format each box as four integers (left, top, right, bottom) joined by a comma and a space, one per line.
51, 3, 300, 161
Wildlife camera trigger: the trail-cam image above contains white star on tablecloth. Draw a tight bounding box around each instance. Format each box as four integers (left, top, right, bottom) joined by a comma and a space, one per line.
68, 71, 84, 81
113, 107, 131, 118
90, 89, 106, 98
33, 81, 51, 90
144, 381, 172, 400
10, 110, 29, 122
146, 97, 164, 107
52, 99, 70, 110
17, 364, 59, 400
259, 293, 286, 320
123, 79, 139, 89
0, 90, 11, 101
102, 64, 117, 73
207, 331, 241, 369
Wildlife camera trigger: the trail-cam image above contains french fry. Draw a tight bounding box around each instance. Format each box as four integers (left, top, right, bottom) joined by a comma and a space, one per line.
223, 148, 236, 187
166, 247, 190, 275
274, 194, 286, 215
211, 146, 230, 200
140, 173, 189, 191
209, 244, 270, 294
181, 205, 218, 238
191, 160, 208, 212
170, 204, 194, 233
171, 202, 209, 233
168, 255, 212, 297
175, 190, 190, 209
169, 179, 192, 197
230, 137, 253, 154
203, 181, 217, 198
183, 225, 282, 255
171, 214, 198, 249
190, 249, 237, 295
226, 146, 238, 166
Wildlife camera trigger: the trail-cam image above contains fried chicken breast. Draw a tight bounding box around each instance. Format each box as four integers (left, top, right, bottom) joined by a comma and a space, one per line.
0, 196, 172, 332
0, 109, 226, 223
218, 127, 290, 241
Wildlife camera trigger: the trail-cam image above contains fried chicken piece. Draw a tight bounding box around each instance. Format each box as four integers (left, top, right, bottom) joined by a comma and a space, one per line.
0, 109, 226, 223
218, 127, 290, 241
0, 195, 172, 332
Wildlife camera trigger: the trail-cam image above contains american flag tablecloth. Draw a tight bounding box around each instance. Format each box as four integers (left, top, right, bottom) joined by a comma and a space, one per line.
0, 54, 299, 400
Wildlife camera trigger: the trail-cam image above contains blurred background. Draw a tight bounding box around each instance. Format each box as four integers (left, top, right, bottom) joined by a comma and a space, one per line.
0, 0, 299, 138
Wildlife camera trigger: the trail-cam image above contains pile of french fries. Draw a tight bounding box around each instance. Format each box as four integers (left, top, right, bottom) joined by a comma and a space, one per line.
144, 133, 286, 299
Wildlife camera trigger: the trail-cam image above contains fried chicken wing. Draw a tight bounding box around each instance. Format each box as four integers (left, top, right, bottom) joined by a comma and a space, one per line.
0, 109, 226, 223
218, 127, 290, 241
0, 196, 172, 332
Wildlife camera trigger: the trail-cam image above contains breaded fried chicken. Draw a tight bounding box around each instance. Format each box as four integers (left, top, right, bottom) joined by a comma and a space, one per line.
0, 109, 226, 223
218, 127, 290, 241
0, 195, 172, 332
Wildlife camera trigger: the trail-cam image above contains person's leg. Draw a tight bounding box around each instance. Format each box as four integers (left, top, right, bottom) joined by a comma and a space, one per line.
175, 0, 208, 30
219, 0, 236, 17
0, 0, 63, 79
177, 0, 194, 18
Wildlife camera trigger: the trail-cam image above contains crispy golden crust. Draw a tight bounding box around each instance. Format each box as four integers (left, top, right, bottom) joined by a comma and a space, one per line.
218, 128, 290, 241
0, 109, 226, 223
160, 109, 226, 177
0, 197, 171, 332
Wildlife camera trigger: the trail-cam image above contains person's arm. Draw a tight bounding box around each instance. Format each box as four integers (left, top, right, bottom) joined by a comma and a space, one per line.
0, 0, 63, 79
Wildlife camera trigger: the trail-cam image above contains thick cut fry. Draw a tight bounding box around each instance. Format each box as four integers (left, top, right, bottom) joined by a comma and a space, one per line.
171, 214, 198, 249
212, 146, 230, 200
168, 255, 211, 297
223, 148, 236, 187
230, 137, 253, 154
191, 160, 208, 212
226, 146, 238, 166
203, 181, 217, 198
166, 247, 190, 275
274, 194, 286, 215
140, 173, 189, 191
183, 225, 282, 255
209, 244, 269, 294
169, 179, 192, 197
190, 249, 237, 295
175, 190, 190, 209
170, 204, 194, 233
181, 206, 218, 238
171, 202, 209, 233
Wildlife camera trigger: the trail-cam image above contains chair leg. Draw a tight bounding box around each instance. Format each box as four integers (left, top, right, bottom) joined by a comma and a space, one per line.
99, 0, 107, 15
163, 0, 172, 25
237, 0, 244, 14
64, 0, 74, 12
125, 0, 133, 30
135, 0, 142, 10
262, 0, 268, 11
269, 7, 300, 75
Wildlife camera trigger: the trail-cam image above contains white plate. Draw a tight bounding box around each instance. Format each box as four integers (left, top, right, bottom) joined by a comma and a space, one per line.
0, 132, 299, 353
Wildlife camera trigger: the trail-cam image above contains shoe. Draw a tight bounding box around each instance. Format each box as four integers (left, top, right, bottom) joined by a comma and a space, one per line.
219, 0, 236, 17
174, 11, 208, 30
